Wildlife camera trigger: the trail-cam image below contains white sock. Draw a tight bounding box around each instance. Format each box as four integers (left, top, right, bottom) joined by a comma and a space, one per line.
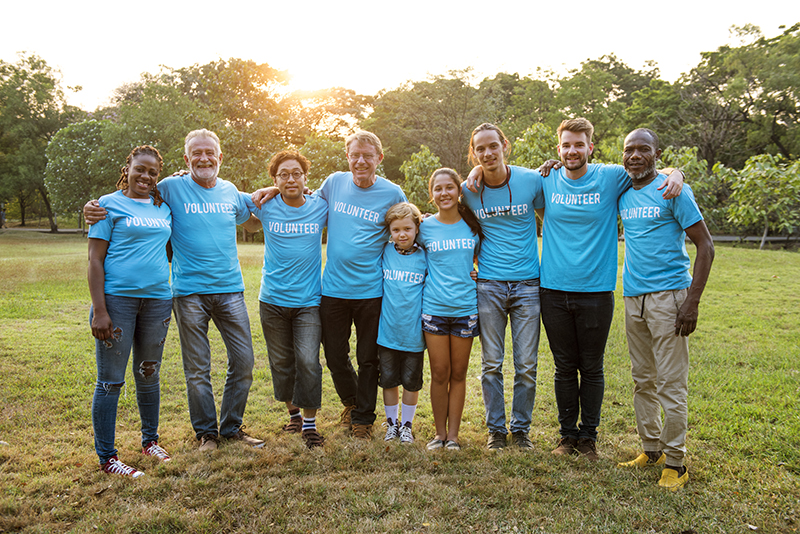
384, 404, 399, 426
302, 417, 316, 431
401, 403, 417, 427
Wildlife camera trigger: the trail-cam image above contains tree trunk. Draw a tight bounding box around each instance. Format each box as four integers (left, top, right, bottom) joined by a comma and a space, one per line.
37, 185, 58, 233
19, 201, 26, 227
760, 215, 768, 250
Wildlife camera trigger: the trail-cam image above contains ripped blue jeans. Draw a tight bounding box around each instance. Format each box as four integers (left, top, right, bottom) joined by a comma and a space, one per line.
91, 295, 172, 464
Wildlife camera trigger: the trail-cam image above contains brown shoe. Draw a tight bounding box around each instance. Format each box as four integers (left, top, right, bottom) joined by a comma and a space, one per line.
227, 426, 265, 448
282, 417, 302, 434
551, 436, 578, 456
198, 433, 219, 452
302, 428, 325, 449
351, 423, 373, 439
576, 438, 599, 461
339, 404, 356, 427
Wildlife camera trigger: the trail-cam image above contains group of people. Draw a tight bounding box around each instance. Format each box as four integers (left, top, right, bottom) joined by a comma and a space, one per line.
84, 117, 714, 492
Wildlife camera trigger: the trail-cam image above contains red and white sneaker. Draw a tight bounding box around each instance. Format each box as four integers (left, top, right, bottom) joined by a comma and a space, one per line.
142, 441, 172, 462
101, 456, 144, 478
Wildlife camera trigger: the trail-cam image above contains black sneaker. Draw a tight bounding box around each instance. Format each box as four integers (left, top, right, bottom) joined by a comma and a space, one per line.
487, 431, 507, 450
511, 431, 534, 449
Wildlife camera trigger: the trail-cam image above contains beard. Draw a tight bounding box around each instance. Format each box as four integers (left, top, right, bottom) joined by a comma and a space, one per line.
626, 162, 657, 180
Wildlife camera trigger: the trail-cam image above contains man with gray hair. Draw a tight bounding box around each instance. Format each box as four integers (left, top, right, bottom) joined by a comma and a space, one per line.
84, 129, 264, 451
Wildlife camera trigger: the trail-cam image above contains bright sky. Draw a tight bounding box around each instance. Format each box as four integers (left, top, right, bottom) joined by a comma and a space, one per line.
3, 1, 799, 111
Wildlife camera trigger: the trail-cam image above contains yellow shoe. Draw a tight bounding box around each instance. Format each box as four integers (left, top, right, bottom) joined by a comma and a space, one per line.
618, 452, 666, 468
658, 467, 689, 491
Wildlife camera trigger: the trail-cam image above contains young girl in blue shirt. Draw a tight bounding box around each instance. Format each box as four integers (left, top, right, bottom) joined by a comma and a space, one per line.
417, 168, 483, 450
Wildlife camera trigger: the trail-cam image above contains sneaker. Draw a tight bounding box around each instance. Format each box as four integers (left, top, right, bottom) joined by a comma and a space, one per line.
618, 452, 666, 468
228, 426, 265, 448
399, 424, 414, 444
199, 433, 219, 452
658, 467, 689, 491
444, 440, 461, 450
339, 404, 356, 427
142, 441, 171, 462
351, 423, 373, 440
102, 456, 144, 478
426, 438, 444, 450
383, 421, 400, 441
511, 431, 534, 450
487, 431, 507, 450
551, 436, 578, 456
282, 417, 302, 434
576, 438, 599, 461
301, 428, 325, 449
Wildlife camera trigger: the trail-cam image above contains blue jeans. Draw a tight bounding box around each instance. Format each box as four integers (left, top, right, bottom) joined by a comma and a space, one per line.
173, 292, 255, 439
91, 295, 172, 464
477, 279, 541, 434
259, 302, 323, 410
319, 296, 381, 426
540, 289, 614, 441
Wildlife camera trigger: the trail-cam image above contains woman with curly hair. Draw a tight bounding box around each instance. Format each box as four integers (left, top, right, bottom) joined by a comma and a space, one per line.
87, 145, 173, 478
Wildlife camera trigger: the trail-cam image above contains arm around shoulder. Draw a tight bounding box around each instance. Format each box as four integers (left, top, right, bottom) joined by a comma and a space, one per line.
83, 199, 107, 225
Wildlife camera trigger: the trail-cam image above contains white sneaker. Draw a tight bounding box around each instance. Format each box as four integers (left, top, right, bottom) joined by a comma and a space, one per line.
383, 421, 400, 441
102, 456, 144, 478
399, 424, 414, 444
142, 441, 172, 462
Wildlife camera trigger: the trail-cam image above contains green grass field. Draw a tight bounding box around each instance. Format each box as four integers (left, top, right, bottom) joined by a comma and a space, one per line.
0, 231, 798, 533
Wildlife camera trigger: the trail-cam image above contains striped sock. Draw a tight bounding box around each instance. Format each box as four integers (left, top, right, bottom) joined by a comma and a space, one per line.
302, 417, 316, 431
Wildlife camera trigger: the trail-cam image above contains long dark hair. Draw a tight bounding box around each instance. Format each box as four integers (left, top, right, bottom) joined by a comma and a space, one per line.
116, 145, 165, 207
428, 168, 483, 242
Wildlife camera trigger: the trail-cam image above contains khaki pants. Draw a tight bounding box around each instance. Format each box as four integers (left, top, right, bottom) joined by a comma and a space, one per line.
624, 289, 689, 466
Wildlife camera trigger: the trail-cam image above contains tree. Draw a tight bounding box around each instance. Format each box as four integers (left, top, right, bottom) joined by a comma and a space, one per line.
727, 154, 800, 248
170, 58, 289, 193
399, 145, 441, 213
0, 54, 81, 230
44, 119, 118, 216
298, 134, 349, 190
364, 70, 495, 182
510, 123, 558, 169
555, 54, 658, 159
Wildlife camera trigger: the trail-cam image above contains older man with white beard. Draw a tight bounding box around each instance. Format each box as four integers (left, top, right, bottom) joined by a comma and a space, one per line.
84, 129, 265, 452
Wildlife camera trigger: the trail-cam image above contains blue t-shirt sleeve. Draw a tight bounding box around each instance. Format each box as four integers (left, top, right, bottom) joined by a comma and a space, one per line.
672, 184, 703, 229
234, 190, 251, 224
88, 199, 113, 241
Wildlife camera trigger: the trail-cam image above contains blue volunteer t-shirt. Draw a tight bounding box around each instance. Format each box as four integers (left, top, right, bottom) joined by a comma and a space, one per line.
619, 180, 703, 297
158, 173, 251, 297
461, 165, 544, 281
378, 243, 427, 352
418, 216, 479, 317
89, 190, 172, 299
540, 164, 630, 292
316, 172, 407, 299
245, 194, 328, 308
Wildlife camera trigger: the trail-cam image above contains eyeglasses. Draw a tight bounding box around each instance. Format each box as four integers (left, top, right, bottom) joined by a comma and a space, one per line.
347, 152, 378, 162
480, 166, 513, 216
276, 171, 305, 180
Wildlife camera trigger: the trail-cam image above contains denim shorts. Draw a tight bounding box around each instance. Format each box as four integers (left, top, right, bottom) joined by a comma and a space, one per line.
421, 313, 480, 338
378, 346, 424, 391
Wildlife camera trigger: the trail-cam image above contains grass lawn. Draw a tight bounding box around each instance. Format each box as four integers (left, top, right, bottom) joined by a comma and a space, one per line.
0, 231, 798, 533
